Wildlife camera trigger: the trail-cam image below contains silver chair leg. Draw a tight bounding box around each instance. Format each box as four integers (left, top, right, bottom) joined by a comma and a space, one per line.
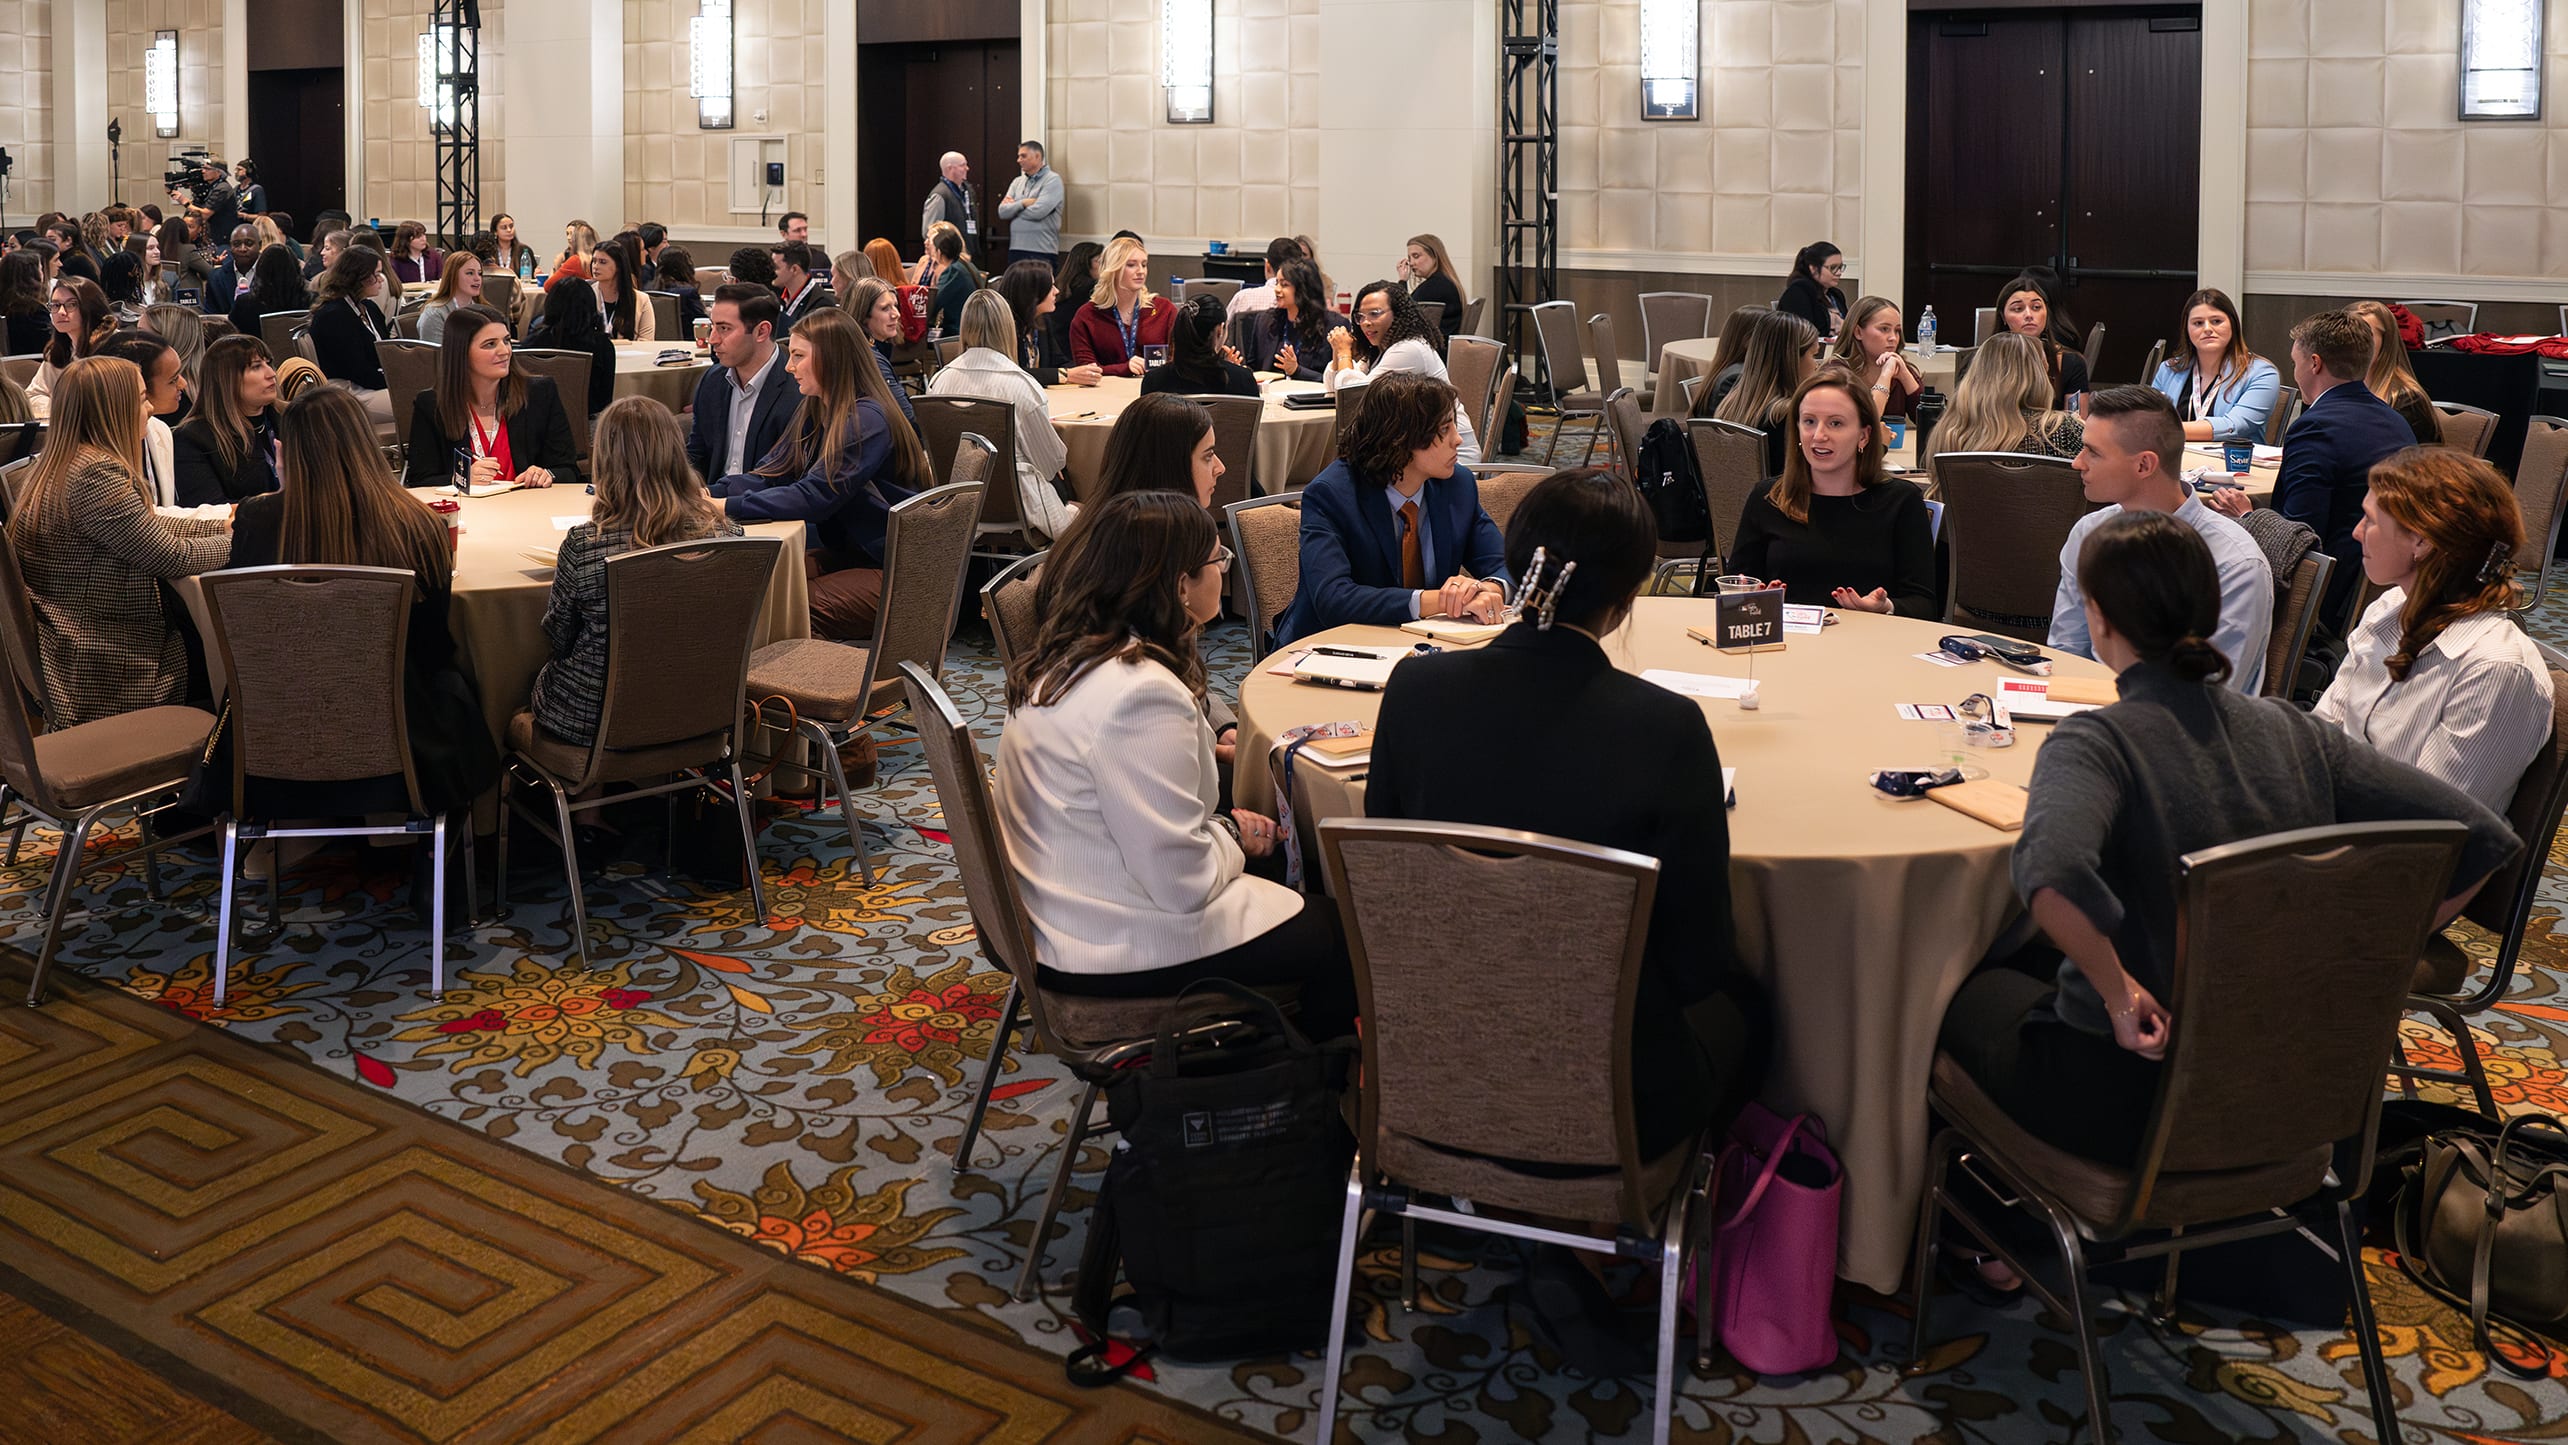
725, 759, 769, 925
1400, 1215, 1419, 1311
2336, 1197, 2404, 1445
951, 982, 1019, 1175
2044, 1204, 2115, 1445
1652, 1190, 1692, 1445
212, 820, 240, 1007
428, 814, 447, 996
807, 719, 873, 887
545, 779, 590, 968
2148, 1238, 2184, 1327
25, 809, 102, 1007
138, 810, 164, 900
494, 779, 512, 913
1904, 1130, 1960, 1369
1014, 1078, 1100, 1302
3, 814, 23, 868
2415, 995, 2500, 1117
1314, 1163, 1367, 1444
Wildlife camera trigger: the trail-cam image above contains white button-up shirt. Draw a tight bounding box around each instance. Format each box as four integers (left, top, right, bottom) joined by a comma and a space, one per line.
721, 344, 780, 479
2316, 587, 2556, 814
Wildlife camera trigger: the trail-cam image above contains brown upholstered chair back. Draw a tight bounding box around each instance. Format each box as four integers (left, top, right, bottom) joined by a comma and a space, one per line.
1638, 292, 1714, 364
2260, 551, 2333, 700
1191, 394, 1261, 511
258, 309, 311, 362
2433, 401, 2498, 459
1445, 336, 1503, 446
1458, 296, 1486, 339
0, 456, 32, 511
1931, 450, 2091, 642
2265, 385, 2300, 446
2137, 337, 2165, 385
1414, 300, 1445, 338
1225, 493, 1303, 651
1602, 387, 1647, 478
1474, 468, 1544, 534
898, 659, 1049, 1021
1319, 818, 1662, 1228
2142, 822, 2466, 1187
480, 273, 519, 319
980, 550, 1045, 674
2080, 322, 2107, 377
589, 536, 782, 764
2458, 645, 2568, 943
1173, 278, 1241, 309
1528, 301, 1591, 401
643, 291, 681, 342
868, 481, 986, 693
1587, 314, 1624, 394
2516, 418, 2568, 611
513, 349, 596, 458
912, 396, 1018, 511
376, 340, 440, 452
202, 566, 420, 806
1686, 417, 1766, 565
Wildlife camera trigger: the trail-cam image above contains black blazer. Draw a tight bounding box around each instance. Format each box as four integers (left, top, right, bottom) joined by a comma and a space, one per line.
684, 352, 801, 484
1408, 271, 1464, 341
1140, 359, 1261, 398
4, 309, 48, 357
1775, 274, 1846, 338
1365, 621, 1760, 1158
308, 296, 391, 388
171, 410, 281, 505
401, 376, 583, 488
776, 281, 840, 338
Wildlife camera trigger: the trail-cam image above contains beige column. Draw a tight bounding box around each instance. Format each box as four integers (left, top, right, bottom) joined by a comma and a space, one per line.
222, 0, 249, 167
53, 0, 108, 207
501, 0, 623, 252
820, 0, 857, 248
1315, 0, 1497, 305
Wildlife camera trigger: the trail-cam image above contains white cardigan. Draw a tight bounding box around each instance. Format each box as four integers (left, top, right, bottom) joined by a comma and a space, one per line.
995, 654, 1300, 975
927, 346, 1078, 541
1324, 336, 1482, 465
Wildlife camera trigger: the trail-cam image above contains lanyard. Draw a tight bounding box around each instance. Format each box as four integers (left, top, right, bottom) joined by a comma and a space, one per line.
1266, 720, 1363, 890
349, 297, 381, 341
1116, 302, 1141, 361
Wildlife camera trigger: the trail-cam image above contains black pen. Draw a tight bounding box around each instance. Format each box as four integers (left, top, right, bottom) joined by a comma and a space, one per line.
1308, 646, 1377, 659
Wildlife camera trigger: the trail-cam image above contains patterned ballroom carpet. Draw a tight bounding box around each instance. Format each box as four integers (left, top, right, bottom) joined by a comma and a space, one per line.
3, 608, 2567, 1442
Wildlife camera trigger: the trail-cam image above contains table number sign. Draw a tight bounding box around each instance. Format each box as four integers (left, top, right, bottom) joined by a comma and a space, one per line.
1714, 584, 1787, 652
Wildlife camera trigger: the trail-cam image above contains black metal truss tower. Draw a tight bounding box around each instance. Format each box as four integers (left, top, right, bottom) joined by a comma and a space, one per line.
430, 0, 483, 243
1498, 0, 1558, 389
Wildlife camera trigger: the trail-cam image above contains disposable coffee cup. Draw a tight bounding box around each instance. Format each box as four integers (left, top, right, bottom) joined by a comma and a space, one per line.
2222, 440, 2253, 473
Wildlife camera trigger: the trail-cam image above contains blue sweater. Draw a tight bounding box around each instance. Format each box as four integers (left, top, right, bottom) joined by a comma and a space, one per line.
710, 399, 915, 564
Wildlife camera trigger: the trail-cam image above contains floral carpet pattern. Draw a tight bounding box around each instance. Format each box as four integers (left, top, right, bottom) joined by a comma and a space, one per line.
9, 610, 2568, 1442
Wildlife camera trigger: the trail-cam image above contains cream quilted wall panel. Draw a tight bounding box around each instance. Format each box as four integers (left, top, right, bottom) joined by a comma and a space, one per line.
0, 1, 55, 220
106, 0, 221, 163
362, 0, 509, 232
624, 0, 824, 233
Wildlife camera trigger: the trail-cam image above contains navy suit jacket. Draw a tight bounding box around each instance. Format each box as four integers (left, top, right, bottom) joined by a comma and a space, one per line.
201, 260, 246, 314
684, 352, 801, 485
2275, 381, 2415, 616
1275, 459, 1510, 644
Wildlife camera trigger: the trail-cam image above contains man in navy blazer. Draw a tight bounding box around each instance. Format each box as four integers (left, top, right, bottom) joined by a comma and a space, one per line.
198, 224, 261, 314
2205, 309, 2414, 621
685, 282, 800, 483
1274, 374, 1511, 644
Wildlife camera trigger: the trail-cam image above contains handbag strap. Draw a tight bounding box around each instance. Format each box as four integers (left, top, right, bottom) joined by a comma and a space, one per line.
2395, 1157, 2561, 1380
1148, 977, 1305, 1076
1716, 1113, 1811, 1234
2490, 1113, 2568, 1207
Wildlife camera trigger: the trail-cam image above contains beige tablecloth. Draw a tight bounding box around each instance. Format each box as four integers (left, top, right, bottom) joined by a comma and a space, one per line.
1048, 375, 1338, 501
1653, 336, 1963, 417
612, 340, 712, 413
1232, 601, 2117, 1291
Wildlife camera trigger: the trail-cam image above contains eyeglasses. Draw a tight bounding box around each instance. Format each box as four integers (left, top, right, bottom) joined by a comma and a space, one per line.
1205, 545, 1234, 570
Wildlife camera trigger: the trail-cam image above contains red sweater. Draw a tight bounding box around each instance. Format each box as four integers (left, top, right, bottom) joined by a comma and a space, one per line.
1068, 296, 1176, 369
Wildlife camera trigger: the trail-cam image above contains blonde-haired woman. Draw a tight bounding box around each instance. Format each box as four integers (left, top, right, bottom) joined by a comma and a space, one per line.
6, 356, 231, 727
530, 398, 743, 746
141, 302, 207, 403
1712, 308, 1822, 477
1928, 332, 2084, 476
927, 289, 1076, 541
2350, 299, 2442, 446
1067, 234, 1172, 375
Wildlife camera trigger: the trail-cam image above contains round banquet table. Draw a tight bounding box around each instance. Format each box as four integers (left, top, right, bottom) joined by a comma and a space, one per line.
612, 340, 712, 412
1231, 600, 2115, 1291
1047, 375, 1338, 501
1652, 335, 1963, 417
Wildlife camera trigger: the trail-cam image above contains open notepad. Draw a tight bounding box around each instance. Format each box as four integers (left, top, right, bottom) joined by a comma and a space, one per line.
1400, 617, 1505, 643
1994, 675, 2114, 721
1290, 645, 1415, 690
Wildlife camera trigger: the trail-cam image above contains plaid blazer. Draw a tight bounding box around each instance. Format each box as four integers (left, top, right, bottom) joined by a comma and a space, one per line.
8, 455, 230, 728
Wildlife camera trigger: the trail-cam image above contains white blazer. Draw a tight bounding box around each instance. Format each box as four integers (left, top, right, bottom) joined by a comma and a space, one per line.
994, 654, 1300, 975
927, 346, 1078, 541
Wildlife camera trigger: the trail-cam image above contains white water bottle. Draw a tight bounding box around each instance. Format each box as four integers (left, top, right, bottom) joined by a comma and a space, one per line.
1917, 306, 1937, 356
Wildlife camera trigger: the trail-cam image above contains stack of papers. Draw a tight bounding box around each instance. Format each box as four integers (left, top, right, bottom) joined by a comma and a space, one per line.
1640, 669, 1759, 700
1401, 617, 1504, 643
1291, 645, 1414, 690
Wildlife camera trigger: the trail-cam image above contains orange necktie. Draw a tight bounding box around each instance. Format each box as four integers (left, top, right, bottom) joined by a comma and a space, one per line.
1399, 501, 1425, 589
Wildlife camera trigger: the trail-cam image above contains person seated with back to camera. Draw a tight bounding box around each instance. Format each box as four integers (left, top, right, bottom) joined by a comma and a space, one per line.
1727, 367, 1937, 616
1139, 293, 1260, 399
1274, 372, 1508, 643
925, 289, 1077, 542
1364, 465, 1771, 1369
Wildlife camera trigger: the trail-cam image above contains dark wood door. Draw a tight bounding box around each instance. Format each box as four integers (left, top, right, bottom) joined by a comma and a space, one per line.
1904, 7, 2200, 383
855, 40, 1021, 270
246, 68, 346, 226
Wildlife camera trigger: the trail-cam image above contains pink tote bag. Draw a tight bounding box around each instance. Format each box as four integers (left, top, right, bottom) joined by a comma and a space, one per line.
1700, 1102, 1843, 1375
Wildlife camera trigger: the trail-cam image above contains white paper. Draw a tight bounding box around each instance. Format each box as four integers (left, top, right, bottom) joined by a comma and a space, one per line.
552, 515, 589, 530
1641, 669, 1759, 700
1305, 748, 1371, 771
1782, 604, 1826, 635
1995, 675, 2103, 720
1913, 650, 1966, 667
1723, 767, 1737, 807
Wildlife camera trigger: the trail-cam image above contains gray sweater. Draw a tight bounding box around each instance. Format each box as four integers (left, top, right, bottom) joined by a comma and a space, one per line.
2015, 661, 2520, 1034
996, 166, 1064, 255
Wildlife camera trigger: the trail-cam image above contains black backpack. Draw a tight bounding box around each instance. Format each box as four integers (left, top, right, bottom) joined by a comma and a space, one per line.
1634, 416, 1710, 545
1066, 983, 1356, 1384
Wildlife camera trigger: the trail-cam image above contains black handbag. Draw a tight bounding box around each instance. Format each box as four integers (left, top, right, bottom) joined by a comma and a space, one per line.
2393, 1112, 2568, 1371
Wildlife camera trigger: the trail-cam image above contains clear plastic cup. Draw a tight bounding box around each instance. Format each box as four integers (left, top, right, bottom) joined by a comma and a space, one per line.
1716, 574, 1764, 595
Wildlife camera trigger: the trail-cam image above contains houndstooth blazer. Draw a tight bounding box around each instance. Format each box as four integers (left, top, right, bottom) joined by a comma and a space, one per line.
8, 455, 230, 728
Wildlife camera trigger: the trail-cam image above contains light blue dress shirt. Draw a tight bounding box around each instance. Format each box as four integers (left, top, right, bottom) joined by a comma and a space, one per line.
2048, 493, 2275, 694
2149, 355, 2282, 444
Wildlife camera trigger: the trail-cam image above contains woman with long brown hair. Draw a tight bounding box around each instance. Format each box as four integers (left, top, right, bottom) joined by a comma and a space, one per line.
1711, 307, 1823, 476
2147, 288, 2279, 443
402, 304, 579, 489
2350, 299, 2442, 446
172, 334, 283, 504
530, 398, 741, 747
390, 220, 445, 285
1994, 273, 2091, 410
1727, 367, 1935, 615
710, 305, 931, 643
6, 356, 231, 726
996, 489, 1353, 1038
588, 237, 654, 342
416, 250, 486, 346
1828, 296, 1924, 418
24, 275, 116, 418
838, 275, 922, 430
2316, 447, 2554, 812
308, 244, 398, 424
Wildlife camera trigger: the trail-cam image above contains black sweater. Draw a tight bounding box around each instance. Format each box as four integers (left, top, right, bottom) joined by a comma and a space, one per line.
307, 296, 390, 388
1775, 274, 1847, 337
1727, 476, 1938, 617
4, 309, 48, 357
1408, 272, 1464, 341
1140, 358, 1260, 398
401, 376, 583, 489
171, 410, 281, 505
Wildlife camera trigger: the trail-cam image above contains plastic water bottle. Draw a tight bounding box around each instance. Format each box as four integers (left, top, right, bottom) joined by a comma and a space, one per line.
517, 250, 534, 279
1917, 306, 1937, 356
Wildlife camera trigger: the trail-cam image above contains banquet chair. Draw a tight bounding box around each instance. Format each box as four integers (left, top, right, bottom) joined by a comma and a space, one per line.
1601, 387, 1647, 479
481, 273, 519, 320
1313, 817, 1699, 1445
1638, 292, 1715, 384
644, 291, 681, 342
1932, 451, 2090, 642
2264, 385, 2299, 446
393, 310, 426, 341
741, 480, 985, 887
1587, 313, 1628, 408
0, 456, 31, 512
2081, 323, 2107, 378
0, 539, 214, 1007
695, 267, 728, 292
1528, 301, 1605, 465
912, 397, 1026, 556
1488, 369, 1518, 458
1, 357, 39, 389
1474, 467, 1546, 534
932, 337, 966, 372
1172, 277, 1241, 309
1459, 297, 1486, 339
2431, 400, 2498, 459
1973, 306, 1997, 346
258, 309, 311, 362
495, 535, 785, 967
1687, 416, 1767, 570
978, 549, 1045, 673
2508, 417, 2568, 614
1225, 493, 1304, 653
1953, 346, 1975, 388
512, 349, 596, 460
1679, 375, 1702, 410
2136, 338, 2165, 385
1414, 301, 1445, 340
200, 565, 468, 1003
199, 316, 233, 340
375, 340, 440, 453
1909, 819, 2468, 1445
899, 661, 1253, 1303
2398, 300, 2477, 342
2259, 550, 2333, 702
1191, 393, 1262, 508
1445, 336, 1504, 450
286, 323, 320, 366
2392, 642, 2568, 1118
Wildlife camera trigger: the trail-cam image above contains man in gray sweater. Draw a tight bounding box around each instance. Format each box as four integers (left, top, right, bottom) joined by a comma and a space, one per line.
998, 141, 1065, 269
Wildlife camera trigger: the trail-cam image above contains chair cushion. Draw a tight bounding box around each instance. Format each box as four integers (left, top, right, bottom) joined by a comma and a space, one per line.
34, 706, 217, 811
1929, 1054, 2332, 1234
506, 711, 731, 790
2413, 932, 2474, 997
745, 638, 888, 724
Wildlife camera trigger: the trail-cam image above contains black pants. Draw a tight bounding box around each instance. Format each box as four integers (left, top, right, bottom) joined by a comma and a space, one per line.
1936, 966, 2160, 1165
1037, 896, 1356, 1040
1008, 248, 1058, 272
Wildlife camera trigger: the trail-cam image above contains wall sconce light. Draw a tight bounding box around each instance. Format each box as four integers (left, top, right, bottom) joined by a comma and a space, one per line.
416, 25, 471, 132
1162, 0, 1213, 124
2461, 0, 2544, 119
144, 30, 179, 138
1639, 0, 1698, 120
690, 0, 735, 131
